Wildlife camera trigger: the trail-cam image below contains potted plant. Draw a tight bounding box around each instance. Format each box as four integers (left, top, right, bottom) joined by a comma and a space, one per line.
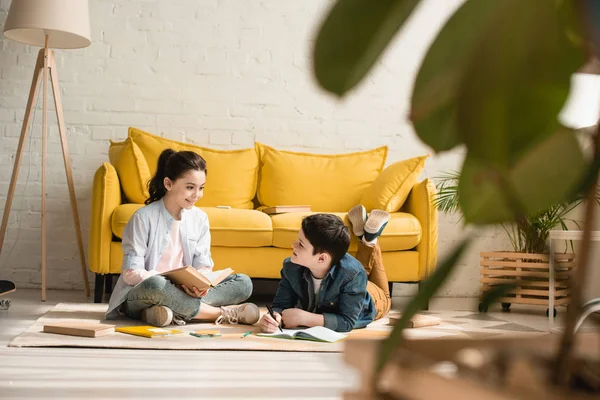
312, 0, 600, 398
435, 170, 598, 315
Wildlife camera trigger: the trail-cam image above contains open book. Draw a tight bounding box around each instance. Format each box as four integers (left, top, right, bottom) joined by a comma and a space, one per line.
160, 266, 233, 291
262, 205, 311, 215
257, 326, 347, 343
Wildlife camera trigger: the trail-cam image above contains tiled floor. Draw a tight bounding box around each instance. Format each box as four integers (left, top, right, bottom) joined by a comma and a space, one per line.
0, 289, 596, 399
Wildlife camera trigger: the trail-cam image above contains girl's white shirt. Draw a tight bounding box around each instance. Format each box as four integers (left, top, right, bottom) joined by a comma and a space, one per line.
106, 198, 213, 319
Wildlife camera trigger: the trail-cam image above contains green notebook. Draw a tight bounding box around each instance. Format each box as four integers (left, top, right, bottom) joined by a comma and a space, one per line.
256, 326, 347, 343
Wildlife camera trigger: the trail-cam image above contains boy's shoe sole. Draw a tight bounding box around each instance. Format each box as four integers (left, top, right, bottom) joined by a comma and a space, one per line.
348, 205, 367, 237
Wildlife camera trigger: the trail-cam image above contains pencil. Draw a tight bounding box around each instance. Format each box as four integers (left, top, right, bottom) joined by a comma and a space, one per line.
266, 304, 283, 333
241, 331, 252, 338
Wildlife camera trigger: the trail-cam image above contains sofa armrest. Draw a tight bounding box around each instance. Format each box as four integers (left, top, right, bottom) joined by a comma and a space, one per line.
401, 178, 438, 280
88, 162, 122, 275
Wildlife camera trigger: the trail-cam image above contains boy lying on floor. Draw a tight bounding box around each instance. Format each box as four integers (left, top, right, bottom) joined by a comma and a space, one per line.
259, 207, 391, 333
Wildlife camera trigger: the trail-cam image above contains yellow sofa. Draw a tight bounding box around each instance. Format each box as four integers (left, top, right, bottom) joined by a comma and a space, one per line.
89, 128, 439, 302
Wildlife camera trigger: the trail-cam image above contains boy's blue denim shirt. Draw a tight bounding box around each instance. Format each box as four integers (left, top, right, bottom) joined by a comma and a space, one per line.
272, 253, 376, 332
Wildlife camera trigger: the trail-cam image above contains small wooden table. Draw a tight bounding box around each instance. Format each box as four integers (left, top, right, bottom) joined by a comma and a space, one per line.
548, 230, 600, 324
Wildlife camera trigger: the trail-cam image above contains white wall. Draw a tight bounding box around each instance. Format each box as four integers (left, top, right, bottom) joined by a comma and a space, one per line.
0, 0, 596, 301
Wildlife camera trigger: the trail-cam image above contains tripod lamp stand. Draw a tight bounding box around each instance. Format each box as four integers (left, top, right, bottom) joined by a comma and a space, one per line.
2, 0, 92, 300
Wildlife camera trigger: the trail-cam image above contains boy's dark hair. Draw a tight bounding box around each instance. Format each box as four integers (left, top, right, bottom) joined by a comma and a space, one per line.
145, 148, 207, 205
301, 214, 350, 267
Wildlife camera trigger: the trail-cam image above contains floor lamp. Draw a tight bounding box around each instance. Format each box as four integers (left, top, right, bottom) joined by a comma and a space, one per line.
2, 0, 92, 301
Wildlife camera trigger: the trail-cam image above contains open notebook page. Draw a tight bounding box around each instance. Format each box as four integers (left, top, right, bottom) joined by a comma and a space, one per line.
257, 326, 347, 343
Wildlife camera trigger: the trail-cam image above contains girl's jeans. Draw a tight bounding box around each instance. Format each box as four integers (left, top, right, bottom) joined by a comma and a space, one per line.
124, 273, 253, 321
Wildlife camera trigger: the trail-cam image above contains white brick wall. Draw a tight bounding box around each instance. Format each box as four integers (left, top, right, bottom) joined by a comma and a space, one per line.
0, 0, 596, 300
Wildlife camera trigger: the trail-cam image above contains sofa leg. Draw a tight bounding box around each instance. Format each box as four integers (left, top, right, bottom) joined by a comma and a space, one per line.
94, 274, 105, 303
418, 281, 429, 311
105, 274, 113, 295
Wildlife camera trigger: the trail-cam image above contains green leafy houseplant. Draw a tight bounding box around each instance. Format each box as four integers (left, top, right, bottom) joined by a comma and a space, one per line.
312, 0, 600, 396
435, 170, 600, 254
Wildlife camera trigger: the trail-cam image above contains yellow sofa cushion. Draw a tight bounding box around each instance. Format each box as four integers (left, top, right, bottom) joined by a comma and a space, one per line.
129, 127, 259, 209
270, 211, 421, 252
256, 143, 387, 212
111, 205, 272, 247
108, 138, 151, 204
361, 155, 429, 212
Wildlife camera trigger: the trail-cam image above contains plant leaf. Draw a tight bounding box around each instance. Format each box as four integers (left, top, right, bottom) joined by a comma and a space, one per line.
479, 283, 517, 311
411, 0, 497, 151
457, 0, 585, 166
313, 0, 421, 96
459, 128, 586, 224
375, 237, 471, 376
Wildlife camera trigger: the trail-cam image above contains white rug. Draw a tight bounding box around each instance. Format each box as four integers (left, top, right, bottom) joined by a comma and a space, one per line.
9, 303, 548, 352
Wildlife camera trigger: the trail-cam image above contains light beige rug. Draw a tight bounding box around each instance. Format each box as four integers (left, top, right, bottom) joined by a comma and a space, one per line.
7, 303, 460, 352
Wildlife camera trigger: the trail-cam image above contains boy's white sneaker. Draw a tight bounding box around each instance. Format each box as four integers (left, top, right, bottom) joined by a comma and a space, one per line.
348, 204, 367, 237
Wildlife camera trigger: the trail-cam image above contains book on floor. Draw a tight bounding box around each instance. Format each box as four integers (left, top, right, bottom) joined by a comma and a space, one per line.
256, 326, 347, 343
387, 313, 442, 328
261, 205, 311, 215
115, 325, 184, 338
43, 322, 116, 338
160, 266, 233, 290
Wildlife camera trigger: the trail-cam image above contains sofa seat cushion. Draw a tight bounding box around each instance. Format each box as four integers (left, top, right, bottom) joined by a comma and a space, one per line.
271, 212, 421, 252
201, 208, 272, 247
111, 205, 272, 248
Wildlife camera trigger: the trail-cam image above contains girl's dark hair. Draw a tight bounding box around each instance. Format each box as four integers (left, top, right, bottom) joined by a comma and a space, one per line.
145, 149, 207, 205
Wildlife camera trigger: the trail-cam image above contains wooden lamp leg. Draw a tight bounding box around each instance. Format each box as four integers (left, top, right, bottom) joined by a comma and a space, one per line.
0, 50, 44, 292
41, 38, 49, 301
48, 51, 91, 298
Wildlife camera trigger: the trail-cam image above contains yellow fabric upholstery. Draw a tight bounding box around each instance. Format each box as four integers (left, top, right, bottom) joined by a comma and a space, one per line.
201, 208, 272, 247
361, 155, 429, 212
256, 142, 387, 212
129, 127, 259, 209
88, 163, 122, 275
111, 205, 273, 248
402, 178, 438, 280
111, 204, 144, 238
109, 243, 419, 281
88, 137, 438, 286
270, 211, 421, 251
108, 138, 151, 204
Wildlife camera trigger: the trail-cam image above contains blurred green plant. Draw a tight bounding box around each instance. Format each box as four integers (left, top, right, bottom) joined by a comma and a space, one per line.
313, 0, 600, 392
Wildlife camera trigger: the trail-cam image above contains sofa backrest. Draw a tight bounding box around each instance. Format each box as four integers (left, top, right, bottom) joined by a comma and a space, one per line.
256, 143, 387, 212
110, 127, 421, 212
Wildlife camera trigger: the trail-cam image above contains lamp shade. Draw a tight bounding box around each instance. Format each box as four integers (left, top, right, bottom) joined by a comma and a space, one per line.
3, 0, 91, 49
559, 72, 600, 130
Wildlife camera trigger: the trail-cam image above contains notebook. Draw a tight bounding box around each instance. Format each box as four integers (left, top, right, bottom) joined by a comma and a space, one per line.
256, 326, 347, 343
160, 266, 233, 290
43, 323, 115, 338
115, 325, 184, 338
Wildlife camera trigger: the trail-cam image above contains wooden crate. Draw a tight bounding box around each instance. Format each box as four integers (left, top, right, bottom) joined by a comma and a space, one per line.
479, 252, 576, 312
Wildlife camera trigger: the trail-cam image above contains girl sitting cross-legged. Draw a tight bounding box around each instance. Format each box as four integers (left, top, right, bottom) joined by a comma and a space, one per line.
106, 148, 260, 327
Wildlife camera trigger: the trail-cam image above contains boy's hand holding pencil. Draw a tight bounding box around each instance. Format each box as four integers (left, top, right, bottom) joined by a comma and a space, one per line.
259, 305, 283, 333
